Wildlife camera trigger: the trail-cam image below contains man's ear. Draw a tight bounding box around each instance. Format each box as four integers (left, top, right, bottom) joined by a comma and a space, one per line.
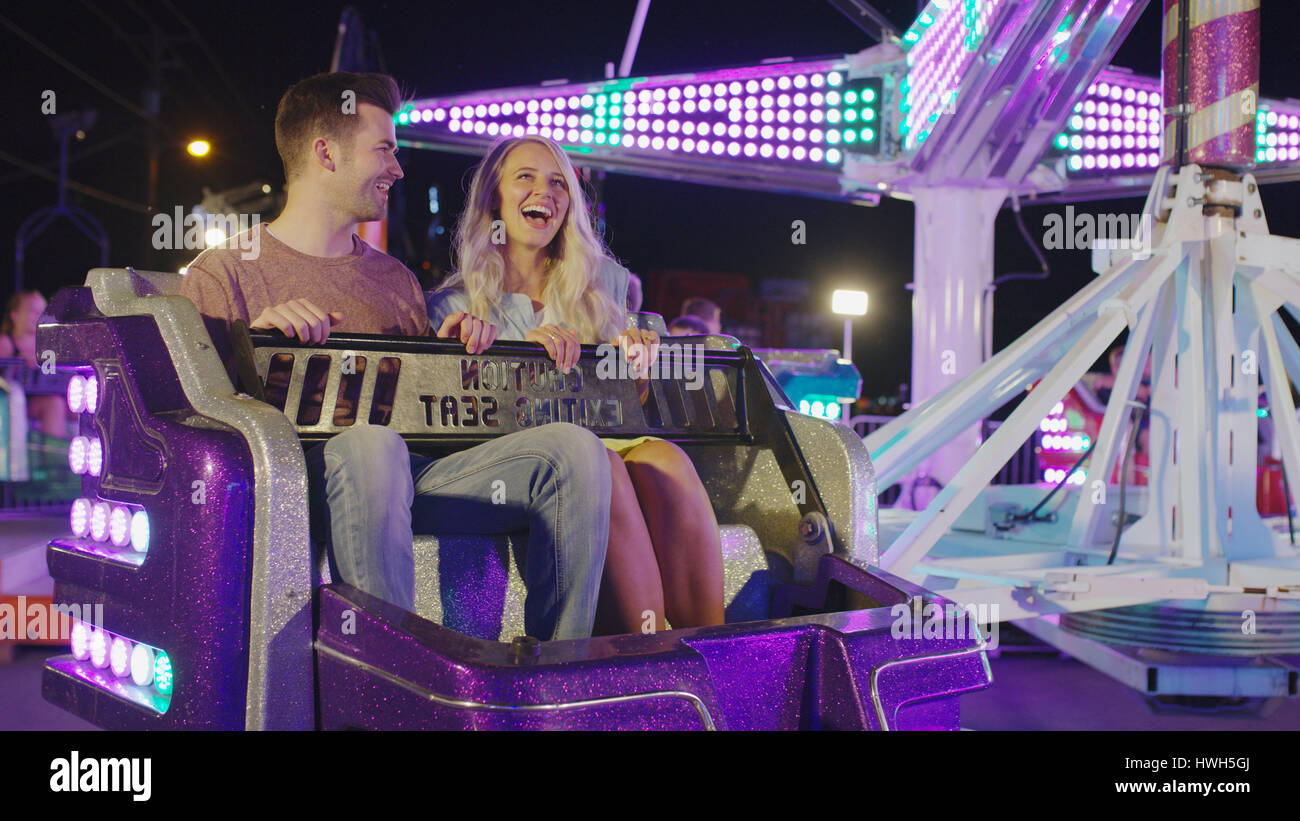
312, 137, 336, 172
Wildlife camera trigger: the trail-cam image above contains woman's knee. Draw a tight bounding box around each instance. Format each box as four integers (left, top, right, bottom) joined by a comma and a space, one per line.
623, 440, 699, 481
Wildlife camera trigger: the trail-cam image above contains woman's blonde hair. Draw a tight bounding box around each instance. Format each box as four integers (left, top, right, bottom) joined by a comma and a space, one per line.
441, 135, 625, 343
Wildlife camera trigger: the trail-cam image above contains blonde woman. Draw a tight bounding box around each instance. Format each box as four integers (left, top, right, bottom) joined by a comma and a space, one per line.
429, 135, 724, 634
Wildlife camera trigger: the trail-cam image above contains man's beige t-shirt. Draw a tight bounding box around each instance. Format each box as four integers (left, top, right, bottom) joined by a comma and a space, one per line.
180, 222, 429, 372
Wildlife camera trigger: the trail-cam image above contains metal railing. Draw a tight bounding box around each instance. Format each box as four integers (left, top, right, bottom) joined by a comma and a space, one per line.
851, 414, 1040, 504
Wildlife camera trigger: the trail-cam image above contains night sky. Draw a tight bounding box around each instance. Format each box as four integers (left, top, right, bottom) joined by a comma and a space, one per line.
5, 1, 1300, 404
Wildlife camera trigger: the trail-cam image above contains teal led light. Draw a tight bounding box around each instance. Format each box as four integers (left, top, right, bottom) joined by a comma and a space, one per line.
1258, 407, 1269, 418
154, 652, 173, 696
1055, 133, 1069, 150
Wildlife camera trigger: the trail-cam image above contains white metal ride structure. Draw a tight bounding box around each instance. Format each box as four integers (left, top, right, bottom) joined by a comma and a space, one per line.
870, 161, 1300, 699
398, 0, 1300, 698
868, 0, 1300, 700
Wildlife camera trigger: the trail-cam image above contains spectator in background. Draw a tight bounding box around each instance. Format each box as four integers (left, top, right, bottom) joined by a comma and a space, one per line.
626, 272, 643, 312
0, 289, 69, 438
681, 296, 721, 335
667, 314, 710, 336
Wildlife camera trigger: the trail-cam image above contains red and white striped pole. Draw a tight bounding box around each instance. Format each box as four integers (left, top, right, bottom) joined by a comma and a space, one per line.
1161, 0, 1260, 169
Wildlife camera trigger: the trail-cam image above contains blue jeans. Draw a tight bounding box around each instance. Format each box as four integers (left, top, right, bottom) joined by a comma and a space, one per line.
306, 423, 611, 640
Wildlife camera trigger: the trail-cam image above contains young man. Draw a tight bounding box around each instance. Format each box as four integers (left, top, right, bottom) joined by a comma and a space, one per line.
681, 297, 722, 335
180, 72, 610, 641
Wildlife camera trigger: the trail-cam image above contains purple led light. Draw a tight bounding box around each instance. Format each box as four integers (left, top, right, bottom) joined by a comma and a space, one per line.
70, 498, 91, 537
91, 501, 110, 542
87, 437, 102, 477
67, 375, 86, 413
71, 620, 91, 660
90, 629, 108, 669
69, 436, 87, 474
110, 637, 132, 677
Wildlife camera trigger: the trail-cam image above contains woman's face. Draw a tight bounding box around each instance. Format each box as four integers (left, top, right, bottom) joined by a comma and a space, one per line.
10, 293, 46, 337
494, 142, 571, 252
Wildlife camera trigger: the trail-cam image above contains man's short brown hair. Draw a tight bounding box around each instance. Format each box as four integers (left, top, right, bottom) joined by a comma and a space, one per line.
682, 296, 721, 320
274, 72, 402, 181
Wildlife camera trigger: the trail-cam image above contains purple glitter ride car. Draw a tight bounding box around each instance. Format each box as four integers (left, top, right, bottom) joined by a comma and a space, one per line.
38, 267, 990, 730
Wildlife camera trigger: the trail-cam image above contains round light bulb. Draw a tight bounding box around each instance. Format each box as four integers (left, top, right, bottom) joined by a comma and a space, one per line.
70, 621, 91, 660
110, 637, 132, 677
130, 643, 155, 687
67, 376, 86, 413
89, 629, 109, 669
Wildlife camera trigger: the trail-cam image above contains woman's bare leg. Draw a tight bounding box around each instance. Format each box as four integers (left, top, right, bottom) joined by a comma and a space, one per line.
622, 440, 724, 628
593, 448, 666, 636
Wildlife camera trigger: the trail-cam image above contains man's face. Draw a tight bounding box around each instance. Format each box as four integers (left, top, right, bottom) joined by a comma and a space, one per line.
494, 142, 571, 252
327, 102, 403, 223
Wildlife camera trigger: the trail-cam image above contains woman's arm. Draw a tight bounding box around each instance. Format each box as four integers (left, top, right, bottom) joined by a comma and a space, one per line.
598, 258, 631, 321
426, 287, 474, 333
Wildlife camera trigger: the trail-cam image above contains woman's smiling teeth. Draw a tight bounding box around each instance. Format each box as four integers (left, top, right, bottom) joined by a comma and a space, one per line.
521, 201, 554, 227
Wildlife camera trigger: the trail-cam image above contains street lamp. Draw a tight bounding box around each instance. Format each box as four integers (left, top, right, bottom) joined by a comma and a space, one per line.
832, 289, 868, 362
187, 139, 211, 157
832, 289, 868, 422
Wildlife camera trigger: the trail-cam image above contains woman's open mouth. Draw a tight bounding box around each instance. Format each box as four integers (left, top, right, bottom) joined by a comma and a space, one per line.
520, 202, 554, 229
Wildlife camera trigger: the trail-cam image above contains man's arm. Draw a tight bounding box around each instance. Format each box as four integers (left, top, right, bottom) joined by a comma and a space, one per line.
178, 264, 242, 379
179, 262, 343, 383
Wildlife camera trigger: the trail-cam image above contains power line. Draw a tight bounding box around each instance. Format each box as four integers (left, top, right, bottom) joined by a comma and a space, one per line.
0, 147, 148, 213
158, 0, 255, 117
0, 11, 161, 126
76, 0, 151, 66
0, 128, 141, 186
